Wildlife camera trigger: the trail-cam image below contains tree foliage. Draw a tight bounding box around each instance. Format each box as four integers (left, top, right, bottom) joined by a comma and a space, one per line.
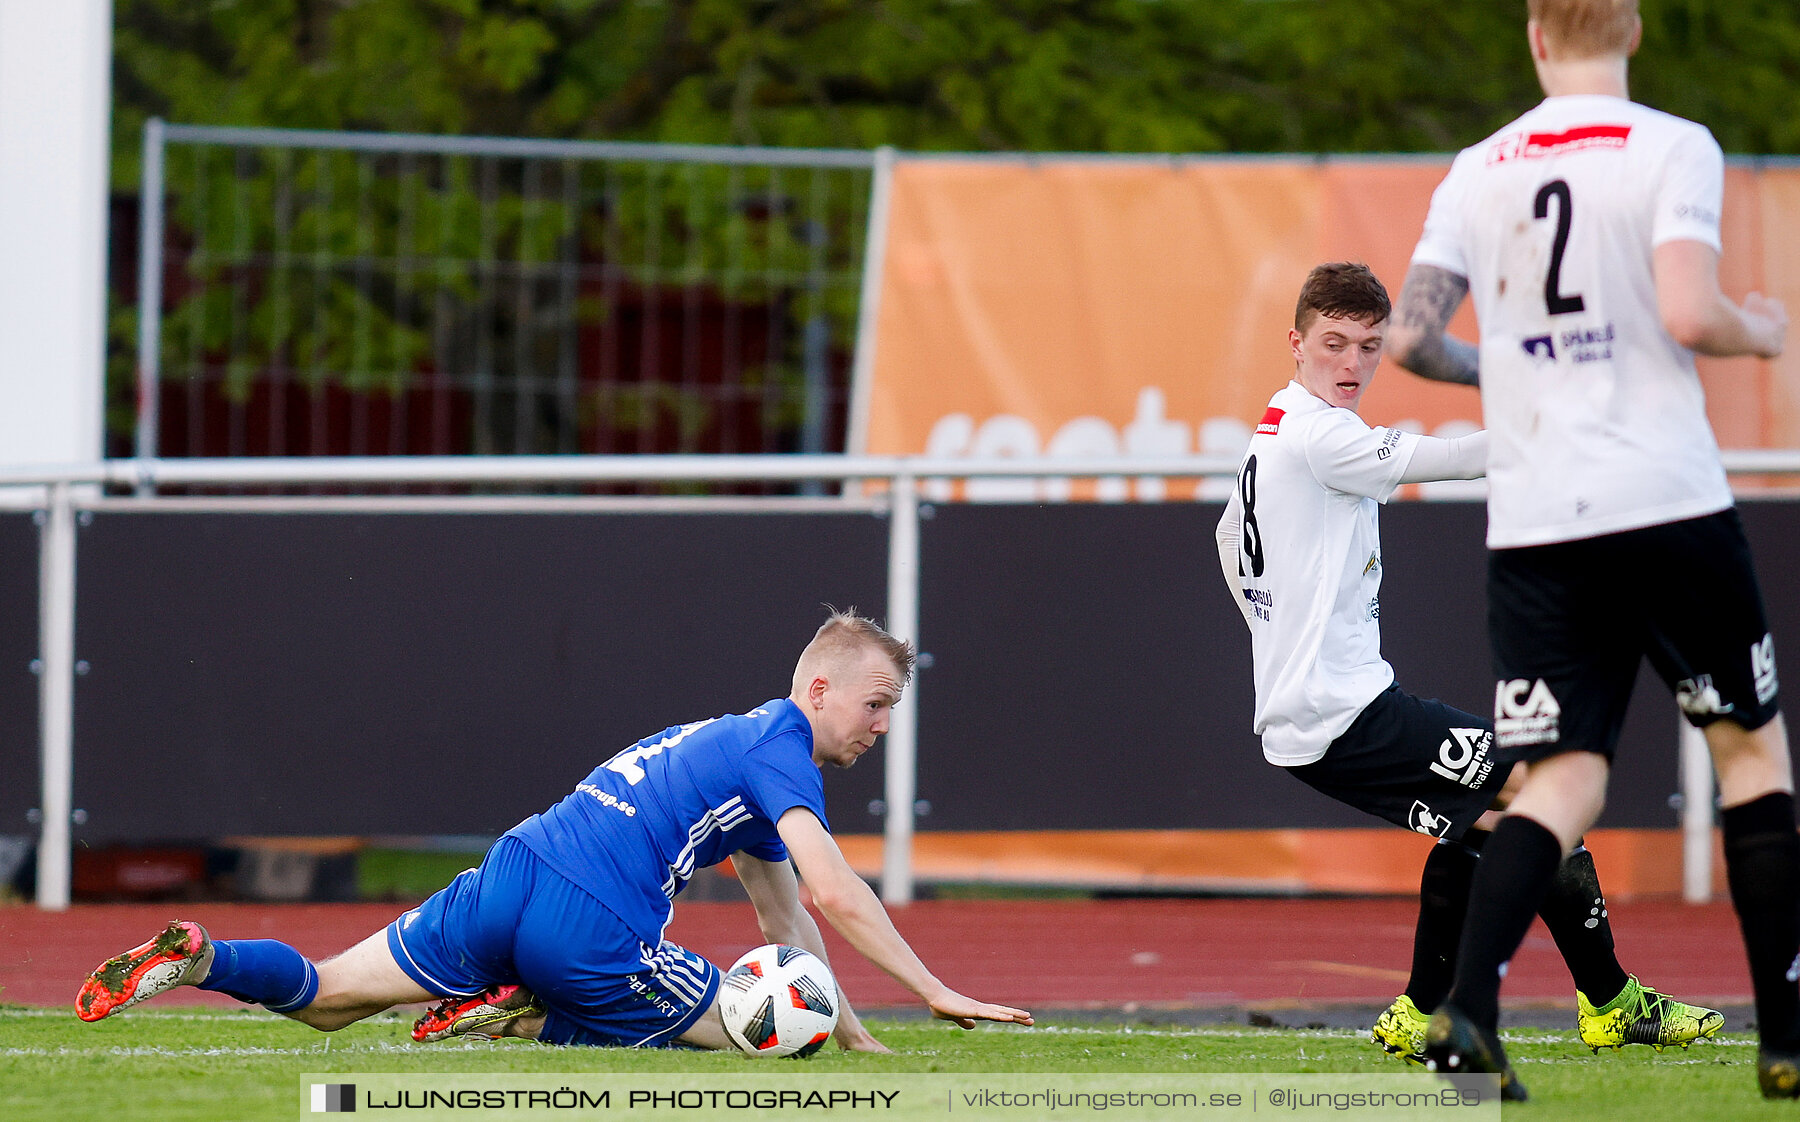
106, 1, 1800, 460
113, 0, 1800, 180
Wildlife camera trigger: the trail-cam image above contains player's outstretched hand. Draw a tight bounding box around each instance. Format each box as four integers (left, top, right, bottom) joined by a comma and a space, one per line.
926, 989, 1035, 1030
1743, 291, 1788, 358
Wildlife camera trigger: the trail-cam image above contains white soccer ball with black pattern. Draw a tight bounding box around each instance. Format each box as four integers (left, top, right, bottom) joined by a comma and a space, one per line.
716, 943, 839, 1058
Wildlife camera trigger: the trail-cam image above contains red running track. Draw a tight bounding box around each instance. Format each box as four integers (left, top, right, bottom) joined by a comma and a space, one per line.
0, 896, 1752, 1015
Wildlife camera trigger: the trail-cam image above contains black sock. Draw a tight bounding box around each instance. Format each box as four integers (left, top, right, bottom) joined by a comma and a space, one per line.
1722, 791, 1800, 1051
1405, 840, 1480, 1013
1447, 814, 1563, 1031
1537, 844, 1630, 1005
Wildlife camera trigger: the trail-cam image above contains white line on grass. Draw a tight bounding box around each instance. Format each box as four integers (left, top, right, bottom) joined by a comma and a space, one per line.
3, 1008, 286, 1021
0, 1042, 433, 1058
1018, 1024, 1758, 1048
1519, 1055, 1746, 1066
1500, 1031, 1752, 1048
6, 1012, 1758, 1053
995, 1025, 1364, 1040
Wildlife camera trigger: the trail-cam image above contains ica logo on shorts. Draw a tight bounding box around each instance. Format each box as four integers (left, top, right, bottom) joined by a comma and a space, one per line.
1495, 678, 1561, 748
1429, 727, 1496, 788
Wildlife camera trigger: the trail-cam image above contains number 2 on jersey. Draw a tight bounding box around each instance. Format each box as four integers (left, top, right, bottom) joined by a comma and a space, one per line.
1238, 455, 1265, 578
604, 718, 718, 784
1534, 179, 1586, 316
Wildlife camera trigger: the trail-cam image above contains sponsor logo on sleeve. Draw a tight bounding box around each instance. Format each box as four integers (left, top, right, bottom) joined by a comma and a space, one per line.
1674, 202, 1720, 226
1256, 407, 1285, 436
1495, 678, 1561, 747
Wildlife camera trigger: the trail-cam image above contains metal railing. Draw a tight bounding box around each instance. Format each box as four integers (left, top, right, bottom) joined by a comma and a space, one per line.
17, 449, 1800, 910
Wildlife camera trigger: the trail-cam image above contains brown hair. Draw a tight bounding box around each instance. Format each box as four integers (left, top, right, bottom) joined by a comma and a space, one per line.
798, 608, 916, 687
1528, 0, 1638, 59
1293, 262, 1391, 335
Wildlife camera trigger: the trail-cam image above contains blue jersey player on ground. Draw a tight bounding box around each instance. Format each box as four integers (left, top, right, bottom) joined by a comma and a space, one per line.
76, 612, 1033, 1051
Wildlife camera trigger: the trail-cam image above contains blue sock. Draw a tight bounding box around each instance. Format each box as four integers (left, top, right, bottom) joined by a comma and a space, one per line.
195, 939, 320, 1013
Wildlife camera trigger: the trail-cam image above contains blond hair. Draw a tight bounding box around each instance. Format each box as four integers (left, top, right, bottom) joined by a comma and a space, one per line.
792, 608, 916, 690
1528, 0, 1638, 59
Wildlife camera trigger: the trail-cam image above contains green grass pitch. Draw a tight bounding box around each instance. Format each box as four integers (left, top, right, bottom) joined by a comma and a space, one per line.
1, 1005, 1788, 1120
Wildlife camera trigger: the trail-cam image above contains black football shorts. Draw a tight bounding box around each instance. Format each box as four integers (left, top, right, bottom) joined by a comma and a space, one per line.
1488, 507, 1780, 765
1286, 684, 1512, 842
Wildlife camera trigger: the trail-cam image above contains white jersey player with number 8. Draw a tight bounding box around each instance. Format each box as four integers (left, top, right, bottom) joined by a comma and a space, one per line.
1215, 263, 1720, 1081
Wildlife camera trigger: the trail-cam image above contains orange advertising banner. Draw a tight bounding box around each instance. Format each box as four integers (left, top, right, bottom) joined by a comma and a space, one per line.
853, 157, 1800, 500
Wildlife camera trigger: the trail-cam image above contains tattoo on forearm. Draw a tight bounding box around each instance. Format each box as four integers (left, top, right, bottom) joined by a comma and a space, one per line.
1434, 336, 1480, 386
1397, 266, 1468, 330
1393, 266, 1480, 386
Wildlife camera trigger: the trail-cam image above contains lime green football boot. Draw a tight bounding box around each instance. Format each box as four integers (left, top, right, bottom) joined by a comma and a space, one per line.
1577, 975, 1724, 1053
1371, 994, 1431, 1065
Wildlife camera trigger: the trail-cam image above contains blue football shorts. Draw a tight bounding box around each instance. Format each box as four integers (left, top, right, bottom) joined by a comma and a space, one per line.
385, 835, 720, 1047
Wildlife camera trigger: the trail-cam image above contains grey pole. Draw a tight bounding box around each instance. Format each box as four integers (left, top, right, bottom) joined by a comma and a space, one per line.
135, 117, 167, 492
35, 483, 78, 910
881, 472, 920, 905
843, 146, 896, 460
799, 315, 829, 497
1679, 718, 1714, 903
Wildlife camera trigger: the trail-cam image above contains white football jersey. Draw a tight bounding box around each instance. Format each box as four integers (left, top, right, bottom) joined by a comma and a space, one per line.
1411, 95, 1732, 548
1216, 382, 1420, 765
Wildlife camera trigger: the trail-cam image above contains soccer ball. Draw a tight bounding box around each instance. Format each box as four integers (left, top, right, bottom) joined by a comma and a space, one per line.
716, 943, 839, 1058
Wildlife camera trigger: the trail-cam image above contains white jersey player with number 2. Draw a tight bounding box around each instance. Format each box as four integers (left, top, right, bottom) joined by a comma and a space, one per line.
1410, 98, 1733, 547
1386, 2, 1790, 1097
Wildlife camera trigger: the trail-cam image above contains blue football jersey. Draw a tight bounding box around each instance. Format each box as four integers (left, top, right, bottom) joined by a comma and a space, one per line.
507, 698, 829, 943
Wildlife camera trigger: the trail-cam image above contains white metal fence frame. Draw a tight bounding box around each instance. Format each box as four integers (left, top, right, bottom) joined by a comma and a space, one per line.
133, 129, 1800, 478
135, 122, 885, 472
19, 450, 1800, 911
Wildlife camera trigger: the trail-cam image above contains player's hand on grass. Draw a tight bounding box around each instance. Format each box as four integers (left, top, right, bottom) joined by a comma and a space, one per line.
926, 988, 1035, 1029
